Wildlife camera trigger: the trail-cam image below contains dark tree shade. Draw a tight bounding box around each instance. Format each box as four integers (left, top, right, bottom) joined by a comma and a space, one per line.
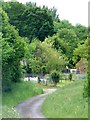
20, 6, 54, 41
2, 1, 26, 29
2, 2, 54, 42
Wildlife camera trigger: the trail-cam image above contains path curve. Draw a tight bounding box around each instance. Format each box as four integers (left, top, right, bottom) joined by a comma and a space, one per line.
15, 88, 57, 118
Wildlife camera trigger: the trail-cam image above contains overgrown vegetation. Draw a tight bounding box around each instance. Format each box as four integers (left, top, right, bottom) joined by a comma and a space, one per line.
42, 80, 88, 118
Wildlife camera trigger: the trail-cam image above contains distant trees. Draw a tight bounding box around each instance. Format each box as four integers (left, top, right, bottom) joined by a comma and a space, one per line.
73, 39, 88, 64
43, 6, 59, 22
54, 20, 74, 33
45, 28, 79, 67
74, 24, 88, 41
26, 40, 67, 75
53, 20, 88, 68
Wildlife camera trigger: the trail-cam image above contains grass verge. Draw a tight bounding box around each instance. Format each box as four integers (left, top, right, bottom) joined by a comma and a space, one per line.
2, 81, 43, 118
42, 80, 88, 118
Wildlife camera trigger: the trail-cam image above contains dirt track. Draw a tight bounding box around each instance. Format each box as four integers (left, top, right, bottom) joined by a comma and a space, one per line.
15, 88, 56, 118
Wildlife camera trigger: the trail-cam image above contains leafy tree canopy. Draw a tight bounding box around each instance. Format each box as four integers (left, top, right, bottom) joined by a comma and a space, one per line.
74, 24, 88, 41
1, 9, 28, 91
2, 1, 55, 42
27, 39, 68, 74
54, 20, 74, 33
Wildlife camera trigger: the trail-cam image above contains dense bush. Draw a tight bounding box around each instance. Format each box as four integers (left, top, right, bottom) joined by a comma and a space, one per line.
51, 71, 60, 86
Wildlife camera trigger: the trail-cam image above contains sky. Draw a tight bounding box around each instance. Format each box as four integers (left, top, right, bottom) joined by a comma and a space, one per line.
4, 0, 89, 26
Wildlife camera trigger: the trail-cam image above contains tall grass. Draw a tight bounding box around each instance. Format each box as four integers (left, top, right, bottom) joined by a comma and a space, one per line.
42, 80, 88, 118
2, 81, 43, 118
0, 94, 2, 119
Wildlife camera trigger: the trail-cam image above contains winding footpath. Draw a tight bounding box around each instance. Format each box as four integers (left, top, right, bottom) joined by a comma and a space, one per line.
15, 88, 56, 118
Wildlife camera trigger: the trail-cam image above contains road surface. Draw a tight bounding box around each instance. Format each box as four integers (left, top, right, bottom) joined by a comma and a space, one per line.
15, 88, 56, 118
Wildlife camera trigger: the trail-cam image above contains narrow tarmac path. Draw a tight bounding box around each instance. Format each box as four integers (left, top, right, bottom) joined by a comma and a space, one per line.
15, 88, 56, 118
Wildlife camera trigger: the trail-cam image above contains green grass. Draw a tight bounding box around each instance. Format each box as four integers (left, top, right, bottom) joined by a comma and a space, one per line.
2, 81, 43, 118
38, 79, 72, 88
42, 80, 88, 118
0, 93, 2, 119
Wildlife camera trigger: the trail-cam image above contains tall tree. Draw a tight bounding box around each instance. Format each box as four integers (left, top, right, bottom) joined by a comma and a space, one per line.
1, 9, 27, 91
74, 24, 88, 41
48, 6, 59, 21
2, 1, 26, 30
45, 28, 79, 67
73, 39, 88, 64
27, 40, 67, 74
20, 6, 54, 41
2, 2, 54, 42
54, 20, 74, 33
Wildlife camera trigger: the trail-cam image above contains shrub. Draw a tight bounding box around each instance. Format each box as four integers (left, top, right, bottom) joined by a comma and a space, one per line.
68, 73, 72, 81
51, 71, 60, 86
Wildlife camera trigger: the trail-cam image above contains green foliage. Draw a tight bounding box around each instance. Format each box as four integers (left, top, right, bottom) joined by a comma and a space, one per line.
74, 24, 88, 41
42, 6, 59, 21
47, 35, 70, 56
47, 22, 88, 68
45, 28, 79, 67
2, 1, 26, 30
1, 9, 28, 91
73, 39, 88, 63
54, 20, 74, 33
51, 71, 60, 86
2, 2, 54, 42
57, 28, 79, 67
27, 40, 67, 74
21, 6, 54, 41
57, 28, 79, 50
